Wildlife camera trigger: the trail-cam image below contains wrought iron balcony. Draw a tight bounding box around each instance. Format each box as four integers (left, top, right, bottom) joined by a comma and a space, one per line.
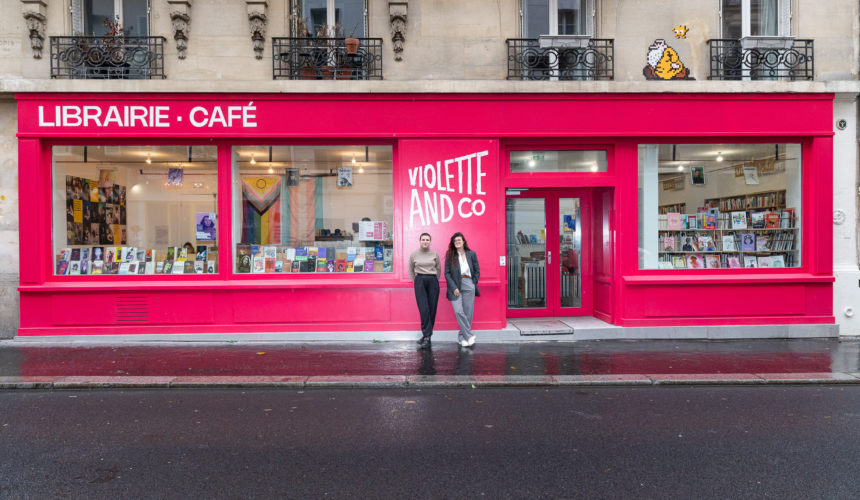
707, 38, 814, 80
50, 36, 166, 79
506, 38, 614, 81
272, 37, 383, 80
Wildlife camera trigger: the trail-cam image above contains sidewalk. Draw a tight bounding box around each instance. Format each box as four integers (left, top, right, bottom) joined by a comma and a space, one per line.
1, 335, 858, 389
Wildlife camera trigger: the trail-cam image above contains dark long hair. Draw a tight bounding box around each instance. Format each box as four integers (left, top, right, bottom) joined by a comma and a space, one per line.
445, 232, 471, 266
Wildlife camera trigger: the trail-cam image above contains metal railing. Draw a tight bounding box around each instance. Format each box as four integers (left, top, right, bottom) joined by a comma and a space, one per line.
50, 36, 166, 79
707, 38, 814, 80
506, 38, 614, 81
272, 37, 383, 80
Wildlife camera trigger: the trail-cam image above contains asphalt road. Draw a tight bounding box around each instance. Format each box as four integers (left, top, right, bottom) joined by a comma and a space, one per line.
1, 386, 858, 499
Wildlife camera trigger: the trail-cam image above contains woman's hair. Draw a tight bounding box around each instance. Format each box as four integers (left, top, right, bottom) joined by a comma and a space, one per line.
445, 232, 471, 266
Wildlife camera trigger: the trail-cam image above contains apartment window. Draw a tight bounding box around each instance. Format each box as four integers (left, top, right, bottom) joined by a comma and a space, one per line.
523, 0, 593, 38
296, 0, 366, 37
75, 0, 150, 36
638, 143, 802, 270
721, 0, 790, 38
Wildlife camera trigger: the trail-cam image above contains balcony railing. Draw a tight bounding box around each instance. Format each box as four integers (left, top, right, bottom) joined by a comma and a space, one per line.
272, 37, 383, 80
506, 38, 614, 81
707, 38, 814, 80
50, 36, 166, 79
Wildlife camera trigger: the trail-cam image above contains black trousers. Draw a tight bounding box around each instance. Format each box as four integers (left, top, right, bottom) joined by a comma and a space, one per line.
413, 274, 440, 338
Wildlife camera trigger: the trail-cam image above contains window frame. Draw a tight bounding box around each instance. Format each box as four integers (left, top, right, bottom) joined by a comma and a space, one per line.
520, 0, 595, 38
720, 0, 791, 38
71, 0, 152, 37
292, 0, 369, 37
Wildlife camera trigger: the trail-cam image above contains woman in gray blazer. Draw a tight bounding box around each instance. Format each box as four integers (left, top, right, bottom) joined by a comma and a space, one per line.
444, 232, 480, 347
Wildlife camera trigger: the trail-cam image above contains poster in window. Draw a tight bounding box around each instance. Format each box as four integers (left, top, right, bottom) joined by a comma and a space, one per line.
337, 167, 353, 187
690, 166, 705, 185
167, 168, 184, 187
743, 166, 760, 185
196, 212, 217, 241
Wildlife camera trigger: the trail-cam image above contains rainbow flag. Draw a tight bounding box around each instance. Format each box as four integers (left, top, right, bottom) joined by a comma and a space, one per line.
241, 176, 282, 244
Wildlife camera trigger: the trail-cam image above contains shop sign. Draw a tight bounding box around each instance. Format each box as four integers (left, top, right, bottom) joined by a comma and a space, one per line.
407, 150, 489, 228
35, 102, 258, 129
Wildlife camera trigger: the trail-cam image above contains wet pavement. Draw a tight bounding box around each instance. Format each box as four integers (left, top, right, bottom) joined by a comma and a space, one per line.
0, 338, 858, 386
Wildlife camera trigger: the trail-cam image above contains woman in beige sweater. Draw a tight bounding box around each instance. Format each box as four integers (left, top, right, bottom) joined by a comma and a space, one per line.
409, 233, 441, 349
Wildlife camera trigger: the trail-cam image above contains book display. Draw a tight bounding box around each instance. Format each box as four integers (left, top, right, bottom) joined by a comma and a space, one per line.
234, 243, 394, 273
55, 245, 219, 275
657, 189, 798, 269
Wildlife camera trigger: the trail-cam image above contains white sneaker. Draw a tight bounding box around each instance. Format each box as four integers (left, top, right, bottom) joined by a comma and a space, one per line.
459, 340, 469, 347
467, 336, 476, 346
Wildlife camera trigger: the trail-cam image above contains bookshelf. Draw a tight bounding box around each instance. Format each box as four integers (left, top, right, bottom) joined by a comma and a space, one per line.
658, 202, 686, 215
656, 189, 798, 269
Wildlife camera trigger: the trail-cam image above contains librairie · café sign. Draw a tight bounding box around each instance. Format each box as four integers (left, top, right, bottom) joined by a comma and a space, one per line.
36, 102, 259, 129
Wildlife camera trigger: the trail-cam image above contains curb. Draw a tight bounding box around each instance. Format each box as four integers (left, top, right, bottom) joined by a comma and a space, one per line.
1, 372, 859, 389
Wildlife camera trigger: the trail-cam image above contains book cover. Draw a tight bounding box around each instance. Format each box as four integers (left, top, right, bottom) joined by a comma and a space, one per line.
275, 260, 283, 273
237, 244, 251, 273
196, 246, 208, 262
159, 261, 169, 274
282, 260, 292, 272
326, 259, 335, 272
336, 258, 347, 272
91, 247, 104, 262
685, 214, 698, 230
685, 254, 704, 269
740, 233, 755, 251
252, 255, 265, 273
667, 212, 682, 230
299, 260, 310, 273
80, 248, 90, 262
353, 256, 365, 272
57, 261, 69, 275
316, 258, 327, 272
374, 246, 385, 260
680, 235, 698, 252
135, 249, 145, 261
145, 249, 154, 262
697, 235, 716, 252
347, 261, 354, 272
704, 255, 721, 269
291, 260, 300, 272
731, 211, 748, 229
317, 247, 327, 260
194, 261, 205, 274
206, 261, 216, 274
180, 247, 189, 260
347, 247, 357, 262
383, 260, 393, 272
757, 256, 772, 268
365, 260, 375, 272
661, 236, 675, 252
743, 256, 757, 268
263, 246, 277, 259
308, 247, 319, 259
672, 256, 686, 268
144, 261, 155, 274
780, 208, 795, 229
703, 213, 717, 229
727, 256, 741, 268
138, 261, 147, 274
765, 212, 780, 229
295, 247, 308, 260
750, 211, 766, 229
68, 260, 81, 275
335, 251, 347, 261
722, 234, 737, 251
658, 261, 673, 269
166, 247, 175, 261
124, 247, 136, 262
183, 261, 196, 274
264, 258, 275, 273
770, 255, 786, 267
59, 248, 72, 262
128, 262, 138, 274
286, 247, 296, 260
384, 248, 393, 260
92, 260, 104, 274
70, 248, 81, 261
755, 236, 771, 251
80, 259, 90, 275
118, 262, 130, 274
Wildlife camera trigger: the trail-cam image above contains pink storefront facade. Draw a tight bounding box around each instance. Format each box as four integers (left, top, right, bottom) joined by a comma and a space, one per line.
15, 92, 835, 336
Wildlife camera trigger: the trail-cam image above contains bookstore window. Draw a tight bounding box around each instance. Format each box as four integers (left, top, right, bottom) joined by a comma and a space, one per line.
231, 145, 393, 274
510, 150, 606, 173
52, 145, 219, 276
638, 143, 801, 270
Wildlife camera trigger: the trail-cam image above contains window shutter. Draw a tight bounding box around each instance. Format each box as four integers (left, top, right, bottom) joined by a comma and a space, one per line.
587, 0, 595, 37
71, 0, 84, 34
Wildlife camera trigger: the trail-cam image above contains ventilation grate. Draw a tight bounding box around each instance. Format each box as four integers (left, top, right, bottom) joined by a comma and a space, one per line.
115, 295, 149, 323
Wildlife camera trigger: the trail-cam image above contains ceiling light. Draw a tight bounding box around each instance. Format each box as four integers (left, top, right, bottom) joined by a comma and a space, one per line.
145, 154, 151, 164
590, 165, 598, 172
358, 166, 365, 174
250, 154, 256, 165
352, 154, 356, 165
528, 159, 536, 168
677, 165, 684, 171
268, 166, 274, 174
716, 152, 723, 162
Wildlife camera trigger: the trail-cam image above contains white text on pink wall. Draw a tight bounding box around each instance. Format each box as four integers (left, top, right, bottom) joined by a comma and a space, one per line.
37, 103, 258, 128
408, 150, 489, 228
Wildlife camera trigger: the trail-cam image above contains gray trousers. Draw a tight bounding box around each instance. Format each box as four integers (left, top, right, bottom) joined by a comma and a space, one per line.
452, 277, 476, 342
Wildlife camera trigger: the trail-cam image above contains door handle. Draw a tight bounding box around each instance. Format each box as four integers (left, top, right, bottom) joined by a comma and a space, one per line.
547, 251, 551, 265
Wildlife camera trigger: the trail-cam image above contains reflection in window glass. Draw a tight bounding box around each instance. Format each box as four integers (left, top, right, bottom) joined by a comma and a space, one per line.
52, 145, 218, 276
510, 150, 607, 173
638, 143, 801, 270
232, 146, 393, 274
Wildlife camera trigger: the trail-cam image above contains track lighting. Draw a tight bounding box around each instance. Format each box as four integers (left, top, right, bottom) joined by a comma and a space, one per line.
250, 154, 256, 165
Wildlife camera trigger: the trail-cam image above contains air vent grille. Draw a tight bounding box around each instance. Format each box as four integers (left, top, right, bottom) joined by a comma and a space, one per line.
115, 295, 148, 323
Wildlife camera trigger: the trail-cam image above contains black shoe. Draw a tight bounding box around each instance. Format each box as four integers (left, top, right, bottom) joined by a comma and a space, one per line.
417, 336, 426, 345
418, 336, 432, 349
